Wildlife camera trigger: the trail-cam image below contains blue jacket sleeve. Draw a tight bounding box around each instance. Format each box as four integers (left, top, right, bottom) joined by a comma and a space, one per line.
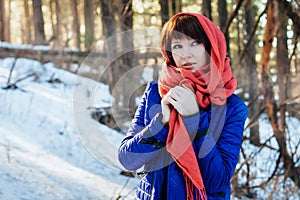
196, 95, 248, 194
182, 112, 201, 139
118, 82, 169, 171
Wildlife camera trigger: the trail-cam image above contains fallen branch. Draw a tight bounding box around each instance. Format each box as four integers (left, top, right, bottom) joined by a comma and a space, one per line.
2, 72, 36, 90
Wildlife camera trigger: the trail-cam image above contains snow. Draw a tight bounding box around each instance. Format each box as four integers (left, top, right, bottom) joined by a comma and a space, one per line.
0, 57, 138, 200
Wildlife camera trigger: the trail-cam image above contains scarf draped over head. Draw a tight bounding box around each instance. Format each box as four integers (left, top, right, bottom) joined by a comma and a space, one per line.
158, 12, 236, 200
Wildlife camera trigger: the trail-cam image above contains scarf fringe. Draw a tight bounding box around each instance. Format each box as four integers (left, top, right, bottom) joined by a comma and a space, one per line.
184, 173, 207, 200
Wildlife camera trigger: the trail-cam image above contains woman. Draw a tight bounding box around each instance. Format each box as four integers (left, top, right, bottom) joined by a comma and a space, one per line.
118, 12, 248, 200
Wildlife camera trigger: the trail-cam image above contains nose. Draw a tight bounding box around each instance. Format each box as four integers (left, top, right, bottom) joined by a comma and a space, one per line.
180, 47, 192, 59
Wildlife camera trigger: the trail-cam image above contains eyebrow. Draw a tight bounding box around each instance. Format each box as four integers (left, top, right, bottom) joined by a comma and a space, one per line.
171, 40, 181, 44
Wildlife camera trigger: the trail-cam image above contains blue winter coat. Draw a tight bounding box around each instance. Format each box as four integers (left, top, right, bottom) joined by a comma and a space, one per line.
118, 81, 248, 199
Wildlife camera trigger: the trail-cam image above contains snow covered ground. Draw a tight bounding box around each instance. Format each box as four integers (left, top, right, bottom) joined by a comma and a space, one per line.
0, 57, 138, 200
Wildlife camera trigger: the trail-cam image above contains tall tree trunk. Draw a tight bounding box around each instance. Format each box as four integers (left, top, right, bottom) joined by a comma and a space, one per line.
100, 0, 116, 39
218, 0, 230, 56
159, 0, 169, 27
3, 0, 11, 42
84, 0, 95, 49
99, 0, 117, 87
23, 0, 32, 43
0, 0, 6, 41
54, 0, 62, 48
71, 0, 81, 50
49, 0, 55, 41
116, 0, 141, 127
120, 0, 134, 72
276, 2, 289, 140
261, 0, 278, 141
202, 0, 212, 20
170, 0, 182, 15
32, 0, 46, 45
245, 0, 260, 145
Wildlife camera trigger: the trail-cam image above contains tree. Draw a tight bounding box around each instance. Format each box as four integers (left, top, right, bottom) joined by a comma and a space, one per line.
71, 0, 81, 50
53, 0, 62, 48
244, 0, 260, 145
159, 0, 169, 26
276, 2, 289, 141
99, 0, 117, 86
202, 0, 212, 20
23, 0, 32, 44
84, 0, 95, 49
217, 0, 230, 56
49, 0, 56, 42
0, 0, 6, 41
32, 0, 46, 45
170, 0, 182, 15
119, 0, 140, 121
0, 0, 10, 42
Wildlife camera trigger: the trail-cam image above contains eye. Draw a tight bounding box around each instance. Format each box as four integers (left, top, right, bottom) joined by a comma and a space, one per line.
191, 40, 200, 46
172, 44, 182, 50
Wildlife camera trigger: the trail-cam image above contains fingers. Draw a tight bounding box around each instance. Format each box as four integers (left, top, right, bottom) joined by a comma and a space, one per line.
179, 85, 194, 95
164, 93, 181, 114
168, 86, 194, 102
168, 87, 183, 100
165, 95, 178, 107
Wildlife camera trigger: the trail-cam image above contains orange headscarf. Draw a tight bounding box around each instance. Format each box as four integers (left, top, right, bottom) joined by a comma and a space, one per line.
158, 13, 236, 200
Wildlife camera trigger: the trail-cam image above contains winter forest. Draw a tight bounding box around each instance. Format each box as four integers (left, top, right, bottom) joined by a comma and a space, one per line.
0, 0, 300, 199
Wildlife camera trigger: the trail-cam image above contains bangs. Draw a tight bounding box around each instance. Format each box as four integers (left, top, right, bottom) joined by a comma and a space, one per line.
171, 16, 207, 44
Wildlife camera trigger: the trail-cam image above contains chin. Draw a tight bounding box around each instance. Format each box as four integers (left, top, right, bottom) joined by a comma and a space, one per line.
191, 67, 200, 72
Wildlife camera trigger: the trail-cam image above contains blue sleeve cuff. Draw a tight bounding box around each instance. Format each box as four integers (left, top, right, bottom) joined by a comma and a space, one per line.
182, 112, 200, 138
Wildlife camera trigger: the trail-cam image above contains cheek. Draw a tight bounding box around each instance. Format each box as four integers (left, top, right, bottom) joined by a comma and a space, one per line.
172, 52, 181, 66
195, 47, 208, 64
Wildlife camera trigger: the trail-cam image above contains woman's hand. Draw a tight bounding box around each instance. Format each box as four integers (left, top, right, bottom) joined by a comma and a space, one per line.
161, 85, 199, 123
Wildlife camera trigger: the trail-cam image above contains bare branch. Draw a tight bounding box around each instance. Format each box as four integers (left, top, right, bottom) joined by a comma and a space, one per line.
266, 151, 282, 183
2, 72, 36, 90
240, 4, 268, 61
244, 106, 265, 130
6, 57, 18, 85
277, 95, 300, 110
223, 0, 245, 35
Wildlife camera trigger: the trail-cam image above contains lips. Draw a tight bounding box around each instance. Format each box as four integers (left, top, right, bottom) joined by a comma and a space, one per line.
182, 62, 196, 69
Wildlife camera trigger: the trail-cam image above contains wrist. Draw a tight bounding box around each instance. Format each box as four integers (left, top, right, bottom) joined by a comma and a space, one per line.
158, 112, 168, 125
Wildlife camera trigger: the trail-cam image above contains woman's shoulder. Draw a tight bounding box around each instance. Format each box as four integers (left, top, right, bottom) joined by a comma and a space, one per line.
146, 80, 159, 91
227, 94, 247, 108
226, 94, 248, 117
144, 81, 160, 99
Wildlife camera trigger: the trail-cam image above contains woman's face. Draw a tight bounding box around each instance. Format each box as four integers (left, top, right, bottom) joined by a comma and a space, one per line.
171, 37, 208, 72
